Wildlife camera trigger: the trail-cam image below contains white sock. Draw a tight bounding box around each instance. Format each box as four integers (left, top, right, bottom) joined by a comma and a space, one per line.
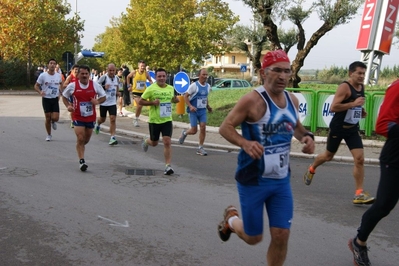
228, 216, 238, 230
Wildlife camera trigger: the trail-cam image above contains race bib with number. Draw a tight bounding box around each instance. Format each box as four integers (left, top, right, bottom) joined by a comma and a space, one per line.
262, 143, 290, 179
196, 97, 207, 108
48, 86, 58, 96
136, 81, 146, 90
344, 106, 362, 124
107, 87, 116, 97
159, 102, 172, 117
79, 102, 93, 117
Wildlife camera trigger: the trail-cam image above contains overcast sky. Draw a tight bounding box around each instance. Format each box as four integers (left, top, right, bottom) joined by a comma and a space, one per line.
67, 0, 399, 70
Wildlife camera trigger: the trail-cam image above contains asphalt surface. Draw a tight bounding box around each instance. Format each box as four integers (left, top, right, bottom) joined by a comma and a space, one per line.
1, 93, 397, 266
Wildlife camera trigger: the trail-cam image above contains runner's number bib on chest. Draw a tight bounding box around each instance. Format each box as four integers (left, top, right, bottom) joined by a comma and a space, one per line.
197, 97, 207, 108
79, 102, 93, 117
136, 81, 145, 90
263, 143, 290, 179
344, 106, 362, 124
160, 102, 171, 117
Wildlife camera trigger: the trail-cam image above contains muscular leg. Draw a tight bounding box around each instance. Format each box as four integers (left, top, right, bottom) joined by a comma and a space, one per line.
350, 148, 365, 191
118, 96, 123, 113
162, 136, 172, 165
311, 150, 335, 170
185, 126, 198, 135
74, 126, 87, 159
109, 115, 116, 136
51, 112, 59, 123
267, 228, 290, 266
97, 116, 106, 126
134, 97, 142, 118
44, 112, 52, 135
231, 217, 263, 245
146, 139, 158, 148
198, 122, 206, 146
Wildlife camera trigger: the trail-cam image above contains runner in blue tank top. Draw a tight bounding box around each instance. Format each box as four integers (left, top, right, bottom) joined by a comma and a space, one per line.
217, 50, 315, 265
178, 69, 212, 156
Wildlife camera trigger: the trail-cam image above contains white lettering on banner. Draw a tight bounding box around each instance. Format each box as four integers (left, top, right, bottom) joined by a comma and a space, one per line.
363, 3, 375, 28
321, 95, 335, 127
293, 93, 307, 123
384, 4, 396, 32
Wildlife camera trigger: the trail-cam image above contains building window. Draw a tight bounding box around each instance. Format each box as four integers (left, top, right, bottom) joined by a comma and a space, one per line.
215, 56, 219, 64
232, 56, 235, 64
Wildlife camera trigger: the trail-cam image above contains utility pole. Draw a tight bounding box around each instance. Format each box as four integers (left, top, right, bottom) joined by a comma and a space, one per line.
74, 0, 78, 64
250, 12, 255, 79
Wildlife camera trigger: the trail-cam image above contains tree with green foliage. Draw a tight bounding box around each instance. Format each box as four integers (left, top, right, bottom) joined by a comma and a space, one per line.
228, 21, 298, 76
96, 0, 238, 71
0, 0, 84, 86
228, 20, 269, 74
92, 17, 128, 70
239, 0, 363, 88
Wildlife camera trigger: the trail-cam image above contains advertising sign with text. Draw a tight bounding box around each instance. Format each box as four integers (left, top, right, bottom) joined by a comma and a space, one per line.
373, 0, 399, 54
356, 0, 381, 51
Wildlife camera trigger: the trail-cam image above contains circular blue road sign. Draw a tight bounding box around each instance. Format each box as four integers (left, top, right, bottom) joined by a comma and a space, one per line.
173, 72, 190, 94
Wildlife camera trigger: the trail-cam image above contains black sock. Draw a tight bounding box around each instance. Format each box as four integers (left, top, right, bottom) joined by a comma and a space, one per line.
79, 159, 85, 164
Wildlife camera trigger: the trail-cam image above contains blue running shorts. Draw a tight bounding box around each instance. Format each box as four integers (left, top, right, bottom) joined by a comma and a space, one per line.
189, 108, 207, 127
237, 179, 293, 236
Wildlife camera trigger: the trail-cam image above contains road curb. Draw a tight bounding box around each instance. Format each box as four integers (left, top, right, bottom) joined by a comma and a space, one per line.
103, 109, 381, 165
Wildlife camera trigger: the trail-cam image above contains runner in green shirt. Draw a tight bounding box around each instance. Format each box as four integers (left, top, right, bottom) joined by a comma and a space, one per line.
139, 68, 179, 175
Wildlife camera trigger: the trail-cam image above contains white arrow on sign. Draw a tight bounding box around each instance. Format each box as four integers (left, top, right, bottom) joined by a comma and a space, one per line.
98, 215, 130, 228
175, 78, 188, 88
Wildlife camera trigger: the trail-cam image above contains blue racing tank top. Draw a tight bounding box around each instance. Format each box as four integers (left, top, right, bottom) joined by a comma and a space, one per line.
235, 87, 298, 185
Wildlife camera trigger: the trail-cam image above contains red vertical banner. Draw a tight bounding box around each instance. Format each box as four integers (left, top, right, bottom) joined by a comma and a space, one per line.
374, 0, 399, 54
356, 0, 380, 51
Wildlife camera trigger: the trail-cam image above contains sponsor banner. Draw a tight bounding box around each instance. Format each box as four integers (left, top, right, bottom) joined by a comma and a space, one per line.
293, 92, 313, 126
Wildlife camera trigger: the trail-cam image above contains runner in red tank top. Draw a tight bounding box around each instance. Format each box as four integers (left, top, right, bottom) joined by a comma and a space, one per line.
62, 65, 106, 172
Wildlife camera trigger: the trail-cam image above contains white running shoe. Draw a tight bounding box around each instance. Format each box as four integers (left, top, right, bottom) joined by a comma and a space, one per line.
164, 164, 174, 175
51, 122, 57, 130
45, 135, 52, 141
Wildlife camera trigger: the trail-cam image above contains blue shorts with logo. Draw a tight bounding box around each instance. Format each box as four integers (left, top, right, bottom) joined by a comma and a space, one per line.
237, 177, 293, 236
188, 108, 207, 127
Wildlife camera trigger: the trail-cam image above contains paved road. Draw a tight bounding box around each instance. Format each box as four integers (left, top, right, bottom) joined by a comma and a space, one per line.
0, 95, 397, 265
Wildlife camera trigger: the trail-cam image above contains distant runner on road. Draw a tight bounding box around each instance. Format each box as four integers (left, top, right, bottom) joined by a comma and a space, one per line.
34, 58, 63, 141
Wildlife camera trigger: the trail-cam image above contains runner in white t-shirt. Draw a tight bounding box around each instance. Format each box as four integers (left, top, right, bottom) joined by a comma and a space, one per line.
34, 58, 63, 141
94, 63, 120, 145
